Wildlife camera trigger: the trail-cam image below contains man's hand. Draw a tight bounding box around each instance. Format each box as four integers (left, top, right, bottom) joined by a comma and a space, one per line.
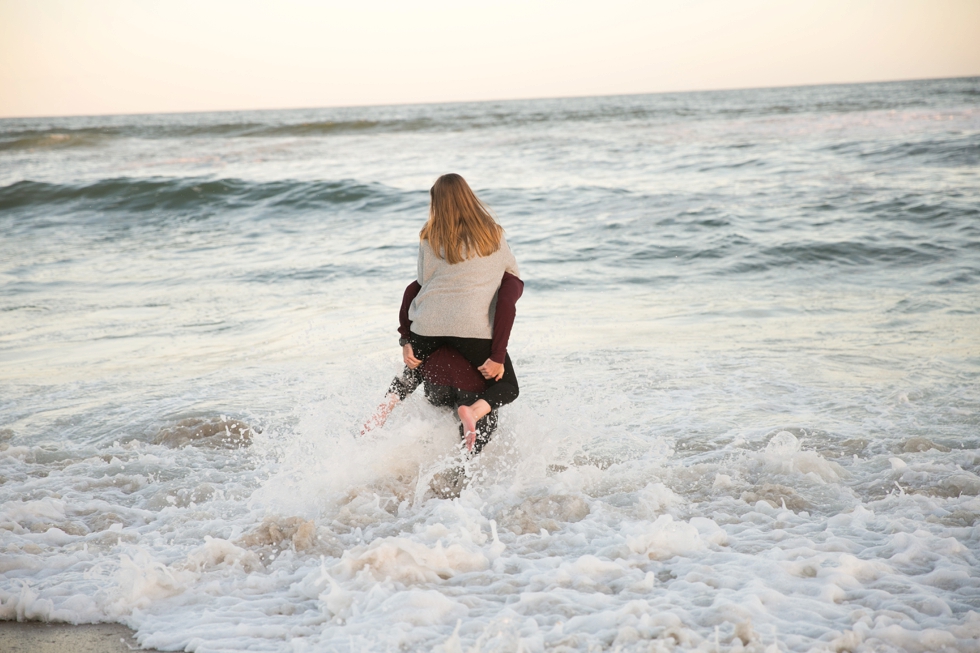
478, 358, 504, 381
403, 343, 421, 369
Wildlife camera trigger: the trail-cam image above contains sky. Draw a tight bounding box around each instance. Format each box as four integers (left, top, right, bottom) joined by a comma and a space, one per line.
1, 0, 979, 118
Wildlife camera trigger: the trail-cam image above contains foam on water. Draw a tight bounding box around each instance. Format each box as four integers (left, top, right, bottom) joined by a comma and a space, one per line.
3, 363, 979, 652
2, 78, 980, 651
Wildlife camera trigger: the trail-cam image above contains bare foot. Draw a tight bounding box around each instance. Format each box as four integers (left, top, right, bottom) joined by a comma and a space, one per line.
457, 405, 478, 451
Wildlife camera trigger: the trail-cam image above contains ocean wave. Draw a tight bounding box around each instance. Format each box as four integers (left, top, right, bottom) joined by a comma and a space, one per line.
729, 241, 949, 273
261, 117, 436, 136
612, 234, 955, 277
822, 135, 980, 168
868, 139, 980, 167
0, 177, 416, 216
854, 195, 980, 230
0, 120, 437, 151
0, 103, 937, 149
0, 130, 114, 152
1, 78, 975, 152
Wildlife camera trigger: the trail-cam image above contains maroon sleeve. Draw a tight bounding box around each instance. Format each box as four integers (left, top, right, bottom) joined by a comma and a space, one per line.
490, 272, 523, 364
398, 281, 422, 340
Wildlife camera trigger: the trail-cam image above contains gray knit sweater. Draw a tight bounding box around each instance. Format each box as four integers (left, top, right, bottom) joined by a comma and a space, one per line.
408, 235, 520, 339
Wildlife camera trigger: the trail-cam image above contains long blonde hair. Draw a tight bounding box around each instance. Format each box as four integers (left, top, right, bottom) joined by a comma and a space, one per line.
420, 174, 503, 264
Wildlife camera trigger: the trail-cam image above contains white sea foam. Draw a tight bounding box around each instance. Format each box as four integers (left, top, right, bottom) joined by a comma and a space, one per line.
2, 383, 979, 652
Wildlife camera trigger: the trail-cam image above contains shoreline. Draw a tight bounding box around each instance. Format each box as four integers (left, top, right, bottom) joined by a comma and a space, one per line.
0, 621, 164, 653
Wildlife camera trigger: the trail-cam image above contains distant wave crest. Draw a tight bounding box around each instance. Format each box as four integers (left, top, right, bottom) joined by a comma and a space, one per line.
2, 77, 976, 152
0, 119, 437, 151
0, 130, 113, 152
0, 177, 414, 214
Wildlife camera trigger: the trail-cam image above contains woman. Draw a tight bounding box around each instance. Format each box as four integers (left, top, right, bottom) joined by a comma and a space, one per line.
378, 173, 522, 451
364, 270, 523, 454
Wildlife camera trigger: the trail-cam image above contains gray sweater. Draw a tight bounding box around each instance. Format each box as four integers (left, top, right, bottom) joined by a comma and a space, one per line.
408, 236, 520, 339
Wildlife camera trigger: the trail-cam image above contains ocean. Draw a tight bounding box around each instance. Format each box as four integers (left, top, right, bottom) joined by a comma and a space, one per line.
1, 77, 978, 652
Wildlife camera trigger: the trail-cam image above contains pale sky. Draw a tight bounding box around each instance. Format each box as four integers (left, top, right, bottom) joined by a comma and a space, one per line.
1, 0, 978, 118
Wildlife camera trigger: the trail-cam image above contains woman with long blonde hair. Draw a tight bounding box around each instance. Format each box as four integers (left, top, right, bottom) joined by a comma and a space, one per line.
365, 173, 523, 453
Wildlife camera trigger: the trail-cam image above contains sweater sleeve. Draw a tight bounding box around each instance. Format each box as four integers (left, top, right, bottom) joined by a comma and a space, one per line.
398, 281, 422, 340
490, 272, 523, 364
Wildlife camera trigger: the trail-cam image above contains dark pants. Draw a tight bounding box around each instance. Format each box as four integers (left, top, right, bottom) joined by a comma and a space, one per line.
388, 367, 500, 455
408, 332, 520, 409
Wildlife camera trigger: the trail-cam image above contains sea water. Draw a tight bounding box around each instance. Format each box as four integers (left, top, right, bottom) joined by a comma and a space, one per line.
1, 78, 979, 652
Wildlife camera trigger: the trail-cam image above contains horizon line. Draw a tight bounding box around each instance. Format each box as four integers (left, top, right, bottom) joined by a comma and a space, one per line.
2, 73, 978, 122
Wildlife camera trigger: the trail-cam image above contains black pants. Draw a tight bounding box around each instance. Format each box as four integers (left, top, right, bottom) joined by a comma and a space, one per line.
388, 368, 500, 455
408, 332, 520, 410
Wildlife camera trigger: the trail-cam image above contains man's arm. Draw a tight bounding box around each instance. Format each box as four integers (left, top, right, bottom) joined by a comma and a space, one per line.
490, 272, 523, 364
398, 281, 422, 342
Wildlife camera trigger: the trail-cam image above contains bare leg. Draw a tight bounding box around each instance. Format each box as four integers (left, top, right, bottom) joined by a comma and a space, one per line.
458, 399, 491, 451
361, 393, 400, 435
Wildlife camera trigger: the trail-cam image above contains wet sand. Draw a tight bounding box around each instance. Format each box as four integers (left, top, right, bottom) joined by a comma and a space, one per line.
0, 621, 163, 653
